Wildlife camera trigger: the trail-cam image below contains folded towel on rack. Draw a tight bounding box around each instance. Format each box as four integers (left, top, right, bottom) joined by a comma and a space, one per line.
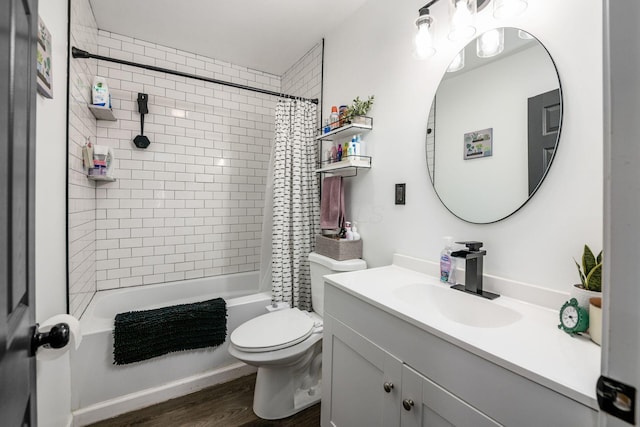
113, 298, 227, 365
320, 176, 345, 230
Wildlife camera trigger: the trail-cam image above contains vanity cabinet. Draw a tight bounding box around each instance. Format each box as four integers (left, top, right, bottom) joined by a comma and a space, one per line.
321, 282, 599, 427
323, 313, 500, 427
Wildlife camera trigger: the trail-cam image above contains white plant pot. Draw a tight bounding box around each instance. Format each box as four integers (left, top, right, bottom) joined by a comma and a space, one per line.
351, 115, 367, 125
589, 297, 602, 346
570, 284, 601, 309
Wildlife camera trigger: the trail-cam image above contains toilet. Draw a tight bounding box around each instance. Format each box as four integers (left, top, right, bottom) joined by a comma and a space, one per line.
228, 251, 367, 420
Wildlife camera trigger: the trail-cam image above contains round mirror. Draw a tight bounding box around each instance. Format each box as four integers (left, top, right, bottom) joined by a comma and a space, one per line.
426, 28, 562, 223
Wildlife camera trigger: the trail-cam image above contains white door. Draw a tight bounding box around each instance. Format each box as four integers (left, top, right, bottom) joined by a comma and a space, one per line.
601, 1, 640, 426
400, 364, 500, 427
321, 314, 402, 427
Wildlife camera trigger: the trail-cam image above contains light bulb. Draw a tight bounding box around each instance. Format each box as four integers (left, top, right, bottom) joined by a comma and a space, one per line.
476, 28, 504, 58
449, 0, 476, 41
447, 49, 465, 72
414, 15, 436, 59
493, 0, 528, 19
518, 29, 533, 40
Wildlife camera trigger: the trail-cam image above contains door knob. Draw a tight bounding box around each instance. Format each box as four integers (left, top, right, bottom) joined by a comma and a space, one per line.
30, 323, 70, 356
383, 382, 394, 393
403, 399, 415, 411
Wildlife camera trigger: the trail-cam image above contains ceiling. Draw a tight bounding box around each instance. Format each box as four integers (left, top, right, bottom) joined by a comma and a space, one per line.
89, 0, 368, 75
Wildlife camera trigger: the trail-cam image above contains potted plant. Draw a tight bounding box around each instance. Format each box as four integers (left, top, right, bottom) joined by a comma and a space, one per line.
570, 244, 603, 345
346, 95, 374, 125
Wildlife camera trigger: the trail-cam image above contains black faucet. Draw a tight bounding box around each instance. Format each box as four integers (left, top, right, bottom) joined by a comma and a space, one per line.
450, 241, 499, 300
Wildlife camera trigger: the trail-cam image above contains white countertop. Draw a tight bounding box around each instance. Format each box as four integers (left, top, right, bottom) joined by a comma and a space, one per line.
324, 263, 601, 410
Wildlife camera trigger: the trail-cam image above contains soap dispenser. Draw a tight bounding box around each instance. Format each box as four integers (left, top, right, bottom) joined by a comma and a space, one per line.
440, 236, 456, 284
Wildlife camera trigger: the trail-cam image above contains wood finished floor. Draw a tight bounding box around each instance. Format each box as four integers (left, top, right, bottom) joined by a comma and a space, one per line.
88, 374, 320, 427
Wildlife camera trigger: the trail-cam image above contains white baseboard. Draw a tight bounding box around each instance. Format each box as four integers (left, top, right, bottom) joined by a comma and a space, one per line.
71, 362, 256, 427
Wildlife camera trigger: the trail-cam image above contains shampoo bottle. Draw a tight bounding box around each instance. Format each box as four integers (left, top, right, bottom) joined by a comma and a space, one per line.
440, 236, 456, 284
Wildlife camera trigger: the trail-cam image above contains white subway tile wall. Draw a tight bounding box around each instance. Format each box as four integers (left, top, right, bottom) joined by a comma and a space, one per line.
67, 16, 324, 316
281, 42, 323, 112
92, 31, 281, 292
68, 0, 98, 317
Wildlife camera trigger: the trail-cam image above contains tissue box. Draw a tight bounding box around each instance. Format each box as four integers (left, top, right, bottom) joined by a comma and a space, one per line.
315, 234, 362, 261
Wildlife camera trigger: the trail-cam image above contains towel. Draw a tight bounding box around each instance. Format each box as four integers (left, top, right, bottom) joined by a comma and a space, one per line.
320, 176, 345, 230
113, 298, 227, 365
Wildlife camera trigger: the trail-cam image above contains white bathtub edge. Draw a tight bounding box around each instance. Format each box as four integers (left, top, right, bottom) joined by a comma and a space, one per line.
71, 362, 257, 427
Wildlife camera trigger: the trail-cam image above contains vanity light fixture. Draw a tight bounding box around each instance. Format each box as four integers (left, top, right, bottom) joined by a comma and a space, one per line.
518, 29, 533, 40
448, 0, 477, 41
476, 27, 504, 58
414, 6, 436, 59
447, 49, 465, 72
414, 0, 527, 60
493, 0, 528, 19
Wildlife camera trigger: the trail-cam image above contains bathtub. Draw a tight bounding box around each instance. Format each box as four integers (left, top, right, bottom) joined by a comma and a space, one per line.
71, 272, 271, 426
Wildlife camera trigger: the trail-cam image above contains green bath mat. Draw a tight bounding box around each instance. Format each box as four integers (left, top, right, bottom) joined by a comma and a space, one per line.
113, 298, 227, 365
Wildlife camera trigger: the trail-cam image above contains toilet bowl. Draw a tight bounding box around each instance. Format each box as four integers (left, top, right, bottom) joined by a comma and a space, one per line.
228, 252, 366, 420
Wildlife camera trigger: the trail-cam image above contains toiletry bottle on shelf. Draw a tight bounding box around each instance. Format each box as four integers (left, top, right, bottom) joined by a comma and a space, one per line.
337, 143, 343, 161
331, 145, 337, 163
356, 134, 365, 156
323, 119, 331, 134
330, 106, 339, 129
440, 236, 455, 284
325, 146, 332, 164
339, 105, 348, 126
348, 137, 355, 157
351, 222, 360, 240
344, 221, 354, 240
343, 141, 350, 158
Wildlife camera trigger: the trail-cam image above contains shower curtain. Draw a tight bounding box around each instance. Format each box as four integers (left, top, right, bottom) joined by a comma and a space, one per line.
268, 99, 319, 311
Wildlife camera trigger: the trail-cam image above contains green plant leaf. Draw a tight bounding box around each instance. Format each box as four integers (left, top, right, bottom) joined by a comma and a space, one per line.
582, 245, 597, 277
585, 262, 602, 292
574, 259, 586, 286
596, 250, 603, 265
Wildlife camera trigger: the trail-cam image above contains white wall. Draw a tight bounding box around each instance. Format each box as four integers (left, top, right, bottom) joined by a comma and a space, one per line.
323, 0, 602, 293
35, 2, 72, 426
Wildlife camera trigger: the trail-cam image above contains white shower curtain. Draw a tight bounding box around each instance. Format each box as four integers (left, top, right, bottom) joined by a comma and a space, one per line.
269, 99, 319, 311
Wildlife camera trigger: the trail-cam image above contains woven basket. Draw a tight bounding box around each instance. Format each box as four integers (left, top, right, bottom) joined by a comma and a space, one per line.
315, 234, 362, 261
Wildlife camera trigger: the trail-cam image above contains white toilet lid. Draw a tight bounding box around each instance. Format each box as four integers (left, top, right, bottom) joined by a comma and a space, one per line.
230, 308, 316, 353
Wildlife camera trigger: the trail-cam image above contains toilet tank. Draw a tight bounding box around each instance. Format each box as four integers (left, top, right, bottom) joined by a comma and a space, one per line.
308, 252, 367, 317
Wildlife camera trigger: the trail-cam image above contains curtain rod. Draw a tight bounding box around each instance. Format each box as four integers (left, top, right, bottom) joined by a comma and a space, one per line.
71, 47, 319, 105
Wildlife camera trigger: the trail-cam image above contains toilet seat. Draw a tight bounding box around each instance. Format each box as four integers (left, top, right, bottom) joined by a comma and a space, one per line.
230, 308, 320, 353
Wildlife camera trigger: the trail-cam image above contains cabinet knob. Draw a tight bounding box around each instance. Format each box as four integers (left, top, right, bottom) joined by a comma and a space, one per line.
383, 382, 394, 393
402, 399, 415, 411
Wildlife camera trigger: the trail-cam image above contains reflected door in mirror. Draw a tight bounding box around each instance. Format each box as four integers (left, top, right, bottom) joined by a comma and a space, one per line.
528, 89, 561, 195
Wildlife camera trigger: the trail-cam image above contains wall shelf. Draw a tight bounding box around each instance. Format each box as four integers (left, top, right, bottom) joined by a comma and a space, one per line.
315, 117, 373, 141
88, 105, 117, 121
316, 156, 371, 177
316, 115, 373, 178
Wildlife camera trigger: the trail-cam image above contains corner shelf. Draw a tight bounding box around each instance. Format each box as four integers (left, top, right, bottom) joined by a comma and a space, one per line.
87, 174, 116, 182
88, 105, 117, 121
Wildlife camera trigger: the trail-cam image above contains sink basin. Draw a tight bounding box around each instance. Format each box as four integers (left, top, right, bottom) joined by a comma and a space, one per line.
392, 283, 522, 328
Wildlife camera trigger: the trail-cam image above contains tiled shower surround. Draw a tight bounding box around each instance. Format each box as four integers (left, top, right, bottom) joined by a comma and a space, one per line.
93, 30, 280, 292
68, 0, 98, 316
68, 22, 322, 317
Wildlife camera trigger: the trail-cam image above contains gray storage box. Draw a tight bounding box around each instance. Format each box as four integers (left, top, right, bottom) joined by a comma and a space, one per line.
315, 234, 363, 261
